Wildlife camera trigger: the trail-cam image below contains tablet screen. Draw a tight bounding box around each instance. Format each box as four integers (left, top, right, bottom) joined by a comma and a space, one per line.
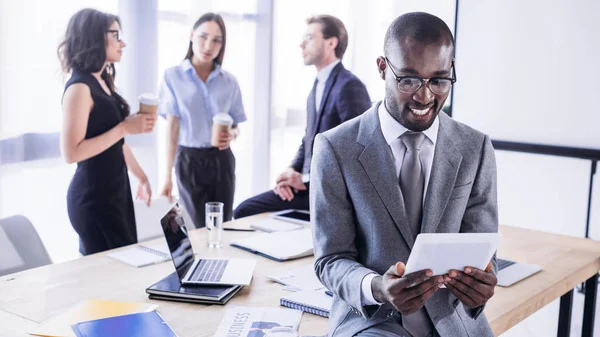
277, 210, 310, 222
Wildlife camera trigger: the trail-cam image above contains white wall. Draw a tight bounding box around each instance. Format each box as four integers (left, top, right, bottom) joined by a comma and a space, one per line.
495, 151, 591, 237
453, 0, 600, 149
453, 0, 599, 239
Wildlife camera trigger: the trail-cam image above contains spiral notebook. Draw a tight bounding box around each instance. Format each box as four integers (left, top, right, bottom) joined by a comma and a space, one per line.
280, 290, 332, 318
107, 242, 171, 267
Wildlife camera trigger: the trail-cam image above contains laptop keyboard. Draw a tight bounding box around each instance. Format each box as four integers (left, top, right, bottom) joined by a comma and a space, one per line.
498, 258, 516, 271
189, 259, 229, 282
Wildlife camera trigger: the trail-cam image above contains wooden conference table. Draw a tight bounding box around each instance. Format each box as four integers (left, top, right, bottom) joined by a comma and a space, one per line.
1, 214, 599, 337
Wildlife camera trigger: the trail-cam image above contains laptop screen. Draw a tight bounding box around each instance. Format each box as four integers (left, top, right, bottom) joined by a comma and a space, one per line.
160, 203, 195, 280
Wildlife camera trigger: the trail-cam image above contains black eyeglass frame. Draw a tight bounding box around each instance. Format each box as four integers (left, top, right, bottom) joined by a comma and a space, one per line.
106, 30, 122, 42
383, 56, 457, 95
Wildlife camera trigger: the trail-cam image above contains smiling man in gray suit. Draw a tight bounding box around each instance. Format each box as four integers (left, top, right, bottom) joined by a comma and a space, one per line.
310, 12, 498, 337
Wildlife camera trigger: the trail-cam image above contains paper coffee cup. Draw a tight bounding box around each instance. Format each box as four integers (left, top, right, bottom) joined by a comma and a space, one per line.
138, 93, 159, 114
211, 113, 234, 147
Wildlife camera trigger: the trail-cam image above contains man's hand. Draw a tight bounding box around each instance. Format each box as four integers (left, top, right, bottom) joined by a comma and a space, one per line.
444, 261, 497, 309
273, 168, 307, 201
372, 262, 444, 315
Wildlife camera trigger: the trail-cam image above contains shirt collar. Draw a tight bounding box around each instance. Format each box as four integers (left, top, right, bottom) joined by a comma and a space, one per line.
378, 100, 439, 146
181, 59, 223, 77
316, 59, 341, 84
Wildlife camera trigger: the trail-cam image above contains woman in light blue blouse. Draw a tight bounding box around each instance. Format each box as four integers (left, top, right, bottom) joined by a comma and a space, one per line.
159, 13, 246, 228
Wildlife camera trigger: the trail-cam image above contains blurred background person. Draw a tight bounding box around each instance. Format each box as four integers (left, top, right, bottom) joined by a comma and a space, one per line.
158, 13, 246, 228
59, 8, 156, 255
234, 15, 371, 219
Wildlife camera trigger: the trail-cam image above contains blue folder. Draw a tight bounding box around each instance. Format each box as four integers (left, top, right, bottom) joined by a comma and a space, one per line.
71, 311, 179, 337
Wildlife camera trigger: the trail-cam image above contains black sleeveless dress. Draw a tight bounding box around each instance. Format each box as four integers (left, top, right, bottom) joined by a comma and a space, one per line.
65, 69, 137, 255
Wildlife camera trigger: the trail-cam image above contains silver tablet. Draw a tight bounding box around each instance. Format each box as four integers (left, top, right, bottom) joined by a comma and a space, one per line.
404, 233, 501, 276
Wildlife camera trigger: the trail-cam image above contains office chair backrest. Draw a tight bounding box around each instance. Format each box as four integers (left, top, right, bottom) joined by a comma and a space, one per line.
0, 215, 52, 277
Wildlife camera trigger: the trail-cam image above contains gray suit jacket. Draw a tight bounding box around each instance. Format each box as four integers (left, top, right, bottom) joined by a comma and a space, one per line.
310, 102, 498, 337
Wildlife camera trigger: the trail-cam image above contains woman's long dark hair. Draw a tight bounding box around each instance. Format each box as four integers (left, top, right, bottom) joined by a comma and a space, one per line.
58, 8, 130, 116
185, 13, 227, 66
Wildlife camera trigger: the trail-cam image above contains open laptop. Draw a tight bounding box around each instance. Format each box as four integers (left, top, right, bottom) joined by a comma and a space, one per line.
497, 258, 542, 287
160, 203, 255, 286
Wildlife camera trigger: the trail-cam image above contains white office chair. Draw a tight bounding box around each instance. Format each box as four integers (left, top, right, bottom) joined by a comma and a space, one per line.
0, 215, 52, 277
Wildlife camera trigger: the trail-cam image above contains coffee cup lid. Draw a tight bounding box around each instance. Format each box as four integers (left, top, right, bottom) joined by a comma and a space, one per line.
213, 113, 233, 125
138, 93, 159, 105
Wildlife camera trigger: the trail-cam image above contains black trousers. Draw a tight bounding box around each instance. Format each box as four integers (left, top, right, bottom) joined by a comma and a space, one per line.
175, 146, 235, 228
233, 183, 310, 219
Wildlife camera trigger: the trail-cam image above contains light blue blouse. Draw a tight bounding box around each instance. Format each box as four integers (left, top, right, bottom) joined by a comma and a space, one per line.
158, 59, 247, 148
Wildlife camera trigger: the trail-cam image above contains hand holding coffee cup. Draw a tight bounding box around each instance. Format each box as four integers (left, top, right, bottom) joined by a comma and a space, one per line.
211, 113, 234, 150
122, 113, 155, 134
133, 93, 159, 132
138, 93, 159, 115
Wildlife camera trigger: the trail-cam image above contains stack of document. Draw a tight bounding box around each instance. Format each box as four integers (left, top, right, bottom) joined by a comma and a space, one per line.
146, 272, 241, 305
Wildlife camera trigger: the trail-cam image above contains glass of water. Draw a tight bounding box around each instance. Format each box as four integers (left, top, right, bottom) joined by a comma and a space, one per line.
205, 202, 224, 248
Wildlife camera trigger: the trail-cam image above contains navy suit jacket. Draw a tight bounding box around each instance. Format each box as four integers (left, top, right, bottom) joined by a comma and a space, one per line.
291, 62, 372, 173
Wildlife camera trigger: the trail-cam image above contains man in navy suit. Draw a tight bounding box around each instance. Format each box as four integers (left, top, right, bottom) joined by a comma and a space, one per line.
234, 15, 372, 218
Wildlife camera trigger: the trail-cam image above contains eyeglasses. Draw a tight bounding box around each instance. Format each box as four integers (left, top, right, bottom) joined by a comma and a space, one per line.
383, 56, 456, 95
106, 30, 122, 42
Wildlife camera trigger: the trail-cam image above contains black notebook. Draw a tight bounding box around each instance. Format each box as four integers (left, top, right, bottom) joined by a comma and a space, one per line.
148, 292, 239, 305
280, 290, 332, 318
146, 272, 241, 304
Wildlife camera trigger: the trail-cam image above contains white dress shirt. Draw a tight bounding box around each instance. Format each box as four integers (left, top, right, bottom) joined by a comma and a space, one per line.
315, 59, 341, 112
360, 101, 440, 305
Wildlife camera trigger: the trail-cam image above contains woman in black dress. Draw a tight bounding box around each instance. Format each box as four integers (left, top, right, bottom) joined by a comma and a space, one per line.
58, 8, 156, 255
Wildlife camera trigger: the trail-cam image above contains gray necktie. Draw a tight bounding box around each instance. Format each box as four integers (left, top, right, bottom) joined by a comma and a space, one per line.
399, 132, 432, 337
400, 132, 426, 237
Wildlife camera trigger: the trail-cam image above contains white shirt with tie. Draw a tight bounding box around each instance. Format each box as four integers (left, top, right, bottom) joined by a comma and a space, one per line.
315, 59, 341, 111
360, 101, 440, 305
302, 59, 341, 183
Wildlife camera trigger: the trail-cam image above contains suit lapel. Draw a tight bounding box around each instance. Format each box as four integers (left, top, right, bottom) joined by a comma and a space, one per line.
313, 63, 343, 132
357, 103, 415, 248
421, 113, 462, 234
